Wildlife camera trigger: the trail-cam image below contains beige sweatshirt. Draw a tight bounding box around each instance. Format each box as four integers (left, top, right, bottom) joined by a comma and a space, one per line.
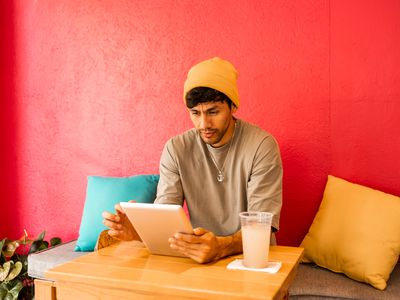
155, 119, 283, 236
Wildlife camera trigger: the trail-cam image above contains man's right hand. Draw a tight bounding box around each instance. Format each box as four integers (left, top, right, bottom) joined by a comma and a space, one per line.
102, 200, 141, 241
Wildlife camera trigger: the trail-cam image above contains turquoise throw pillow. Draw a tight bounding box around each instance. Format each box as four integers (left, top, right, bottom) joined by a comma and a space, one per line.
75, 174, 159, 251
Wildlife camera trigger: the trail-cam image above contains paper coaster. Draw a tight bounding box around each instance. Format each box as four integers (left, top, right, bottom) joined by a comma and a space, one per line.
227, 259, 282, 273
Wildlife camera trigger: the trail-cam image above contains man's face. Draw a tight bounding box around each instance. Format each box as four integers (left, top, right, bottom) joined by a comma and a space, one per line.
189, 101, 236, 147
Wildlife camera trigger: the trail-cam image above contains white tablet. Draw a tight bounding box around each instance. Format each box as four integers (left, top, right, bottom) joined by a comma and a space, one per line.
120, 202, 193, 257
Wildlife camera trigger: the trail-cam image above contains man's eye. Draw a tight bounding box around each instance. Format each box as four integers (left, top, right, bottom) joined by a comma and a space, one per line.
209, 110, 218, 115
190, 111, 199, 116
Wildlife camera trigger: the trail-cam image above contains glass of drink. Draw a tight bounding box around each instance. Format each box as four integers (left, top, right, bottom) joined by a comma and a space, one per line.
239, 211, 273, 268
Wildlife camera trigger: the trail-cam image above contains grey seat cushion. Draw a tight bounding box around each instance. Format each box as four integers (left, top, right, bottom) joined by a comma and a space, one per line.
28, 240, 87, 280
289, 263, 400, 300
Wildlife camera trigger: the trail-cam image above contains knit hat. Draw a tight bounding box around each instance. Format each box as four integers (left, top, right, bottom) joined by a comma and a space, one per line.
183, 57, 240, 108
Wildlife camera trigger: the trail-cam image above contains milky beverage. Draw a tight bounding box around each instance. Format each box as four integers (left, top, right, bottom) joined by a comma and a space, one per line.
240, 212, 272, 268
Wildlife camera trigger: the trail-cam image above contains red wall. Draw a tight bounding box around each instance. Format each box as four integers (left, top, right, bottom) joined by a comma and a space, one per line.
1, 0, 399, 246
330, 0, 400, 196
1, 0, 20, 239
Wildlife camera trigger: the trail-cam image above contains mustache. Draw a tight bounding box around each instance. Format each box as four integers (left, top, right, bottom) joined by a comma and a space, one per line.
199, 128, 217, 133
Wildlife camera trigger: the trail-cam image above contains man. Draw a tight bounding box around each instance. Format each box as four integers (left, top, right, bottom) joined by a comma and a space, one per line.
102, 57, 282, 264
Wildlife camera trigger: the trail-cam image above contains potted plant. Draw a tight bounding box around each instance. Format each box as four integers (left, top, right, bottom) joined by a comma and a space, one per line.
0, 231, 61, 300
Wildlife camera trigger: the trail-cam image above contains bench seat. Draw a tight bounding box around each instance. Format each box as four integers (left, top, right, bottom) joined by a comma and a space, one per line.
289, 262, 400, 300
28, 240, 86, 280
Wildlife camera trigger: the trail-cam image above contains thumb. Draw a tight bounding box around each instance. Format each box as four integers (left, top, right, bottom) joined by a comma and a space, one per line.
128, 200, 137, 203
193, 227, 208, 236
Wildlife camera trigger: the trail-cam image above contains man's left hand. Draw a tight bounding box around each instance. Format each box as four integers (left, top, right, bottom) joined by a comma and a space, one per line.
168, 227, 221, 263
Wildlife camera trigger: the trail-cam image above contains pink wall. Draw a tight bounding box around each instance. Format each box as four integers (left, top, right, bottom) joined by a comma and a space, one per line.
1, 0, 399, 246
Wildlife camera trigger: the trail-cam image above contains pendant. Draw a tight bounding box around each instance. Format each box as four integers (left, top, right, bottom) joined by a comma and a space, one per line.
217, 172, 224, 182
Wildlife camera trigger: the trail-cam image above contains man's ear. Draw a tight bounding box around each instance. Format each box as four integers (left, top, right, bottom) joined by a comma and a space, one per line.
231, 105, 238, 114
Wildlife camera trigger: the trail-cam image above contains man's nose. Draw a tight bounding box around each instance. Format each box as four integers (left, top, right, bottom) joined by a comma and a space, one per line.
198, 114, 211, 129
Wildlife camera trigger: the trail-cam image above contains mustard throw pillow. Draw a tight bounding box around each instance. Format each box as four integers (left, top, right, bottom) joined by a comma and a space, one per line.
300, 175, 400, 290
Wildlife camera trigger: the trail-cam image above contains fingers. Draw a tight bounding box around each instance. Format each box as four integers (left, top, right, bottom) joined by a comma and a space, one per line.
193, 227, 208, 236
103, 214, 129, 240
169, 238, 200, 255
103, 217, 122, 230
114, 203, 125, 215
115, 200, 136, 215
173, 233, 201, 244
174, 228, 209, 243
169, 231, 214, 252
169, 228, 219, 263
102, 211, 120, 222
102, 210, 124, 230
168, 240, 212, 263
101, 202, 138, 242
107, 229, 122, 237
184, 250, 211, 263
169, 236, 208, 251
107, 228, 130, 240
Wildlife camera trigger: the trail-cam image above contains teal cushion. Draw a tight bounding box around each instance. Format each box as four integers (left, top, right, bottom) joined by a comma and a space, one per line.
75, 174, 159, 251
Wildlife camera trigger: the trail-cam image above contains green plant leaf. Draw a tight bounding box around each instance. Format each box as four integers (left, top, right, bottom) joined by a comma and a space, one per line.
36, 231, 46, 242
5, 262, 22, 282
1, 230, 60, 299
50, 237, 62, 247
4, 281, 23, 300
0, 280, 10, 289
0, 285, 7, 300
2, 241, 18, 259
29, 240, 48, 254
39, 241, 49, 251
0, 240, 6, 265
10, 281, 23, 298
18, 236, 33, 247
0, 262, 11, 281
0, 240, 5, 252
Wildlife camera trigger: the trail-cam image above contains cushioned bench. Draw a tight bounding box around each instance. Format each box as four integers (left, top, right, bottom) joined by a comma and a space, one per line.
28, 240, 399, 300
289, 263, 400, 300
28, 240, 86, 280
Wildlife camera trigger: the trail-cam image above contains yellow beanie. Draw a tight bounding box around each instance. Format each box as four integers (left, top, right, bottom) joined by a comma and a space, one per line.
183, 57, 240, 108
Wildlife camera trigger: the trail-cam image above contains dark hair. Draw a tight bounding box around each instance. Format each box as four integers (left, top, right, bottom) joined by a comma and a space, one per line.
185, 87, 234, 109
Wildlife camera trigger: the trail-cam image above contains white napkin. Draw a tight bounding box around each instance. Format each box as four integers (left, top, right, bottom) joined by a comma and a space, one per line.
227, 259, 282, 273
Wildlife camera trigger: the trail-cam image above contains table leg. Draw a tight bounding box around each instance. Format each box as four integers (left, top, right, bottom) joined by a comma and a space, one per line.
34, 279, 56, 300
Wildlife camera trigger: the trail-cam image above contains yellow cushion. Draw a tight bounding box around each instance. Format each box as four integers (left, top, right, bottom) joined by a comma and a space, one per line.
300, 175, 400, 290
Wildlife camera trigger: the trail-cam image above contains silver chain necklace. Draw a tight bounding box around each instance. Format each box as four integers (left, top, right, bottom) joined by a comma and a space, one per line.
207, 122, 237, 182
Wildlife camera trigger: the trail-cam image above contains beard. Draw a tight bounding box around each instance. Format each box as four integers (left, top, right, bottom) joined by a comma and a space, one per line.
198, 126, 229, 146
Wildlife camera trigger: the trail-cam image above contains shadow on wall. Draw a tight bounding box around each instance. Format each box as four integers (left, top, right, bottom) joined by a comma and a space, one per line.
0, 1, 20, 239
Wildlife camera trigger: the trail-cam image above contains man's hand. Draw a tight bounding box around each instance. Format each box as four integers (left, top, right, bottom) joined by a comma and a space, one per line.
102, 200, 141, 241
168, 227, 222, 263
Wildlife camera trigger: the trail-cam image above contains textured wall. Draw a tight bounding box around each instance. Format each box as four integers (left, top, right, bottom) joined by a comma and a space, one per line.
1, 0, 19, 238
330, 0, 400, 195
1, 0, 399, 246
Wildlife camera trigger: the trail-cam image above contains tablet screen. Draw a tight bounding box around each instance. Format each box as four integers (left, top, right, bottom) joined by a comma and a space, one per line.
120, 202, 193, 257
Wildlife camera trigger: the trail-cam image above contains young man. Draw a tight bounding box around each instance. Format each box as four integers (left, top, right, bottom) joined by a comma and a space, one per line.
102, 57, 282, 263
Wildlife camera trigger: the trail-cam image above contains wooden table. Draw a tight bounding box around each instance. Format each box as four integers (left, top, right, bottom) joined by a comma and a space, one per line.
39, 241, 303, 300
